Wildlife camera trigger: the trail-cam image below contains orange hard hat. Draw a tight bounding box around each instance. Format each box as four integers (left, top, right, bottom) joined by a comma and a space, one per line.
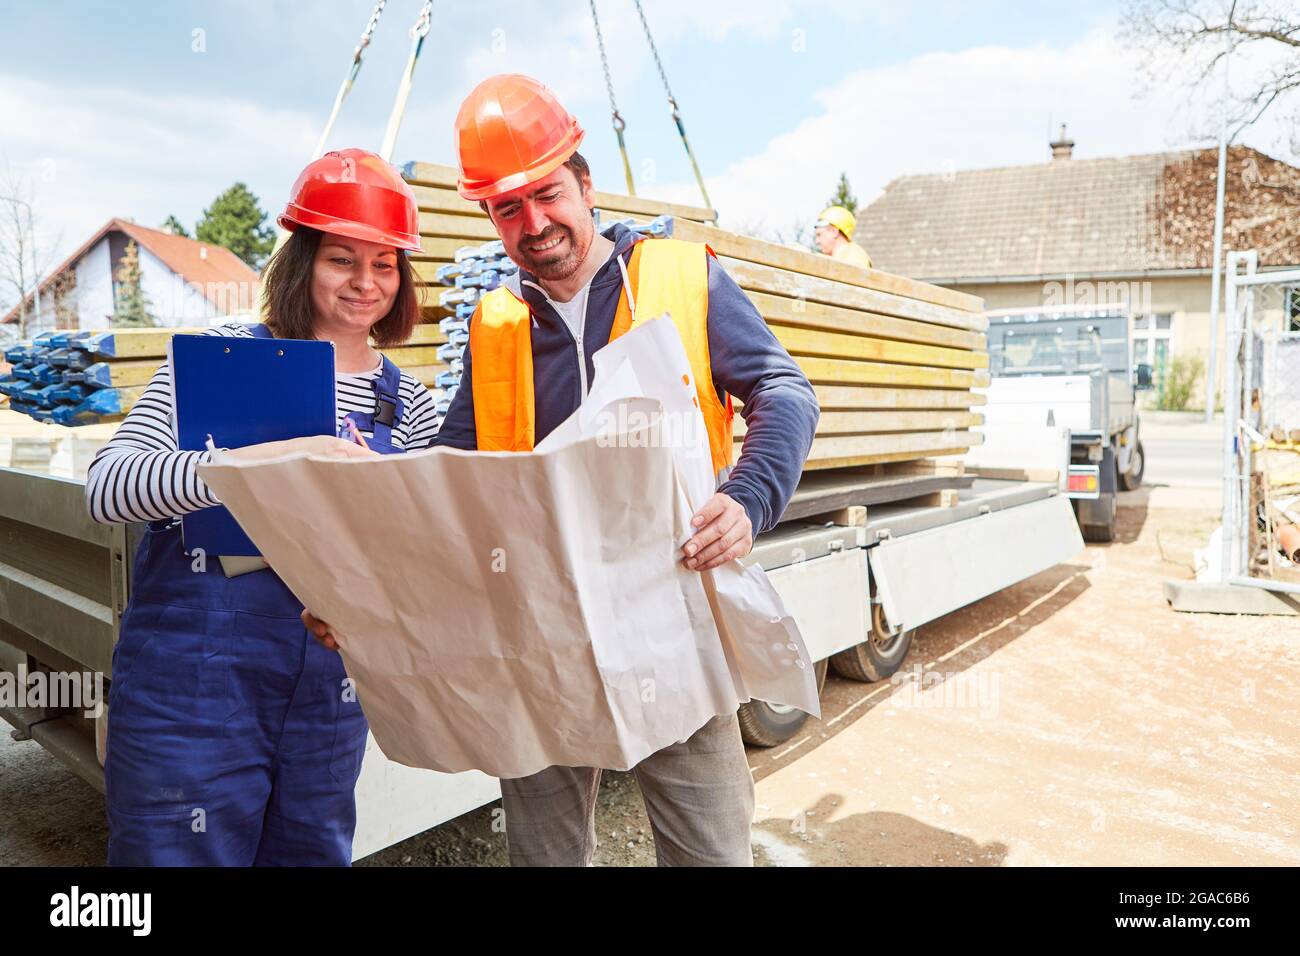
279, 148, 422, 252
455, 74, 585, 201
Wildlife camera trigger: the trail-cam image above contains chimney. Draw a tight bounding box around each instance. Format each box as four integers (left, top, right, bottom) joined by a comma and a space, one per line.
199, 246, 208, 260
1050, 124, 1074, 161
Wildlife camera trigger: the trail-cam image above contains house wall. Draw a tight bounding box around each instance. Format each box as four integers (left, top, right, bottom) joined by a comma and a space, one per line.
136, 244, 225, 326
944, 273, 1294, 409
73, 238, 115, 327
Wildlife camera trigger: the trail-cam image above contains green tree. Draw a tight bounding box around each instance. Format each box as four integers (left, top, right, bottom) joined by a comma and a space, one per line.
195, 182, 275, 270
161, 214, 190, 238
828, 172, 858, 215
111, 240, 156, 328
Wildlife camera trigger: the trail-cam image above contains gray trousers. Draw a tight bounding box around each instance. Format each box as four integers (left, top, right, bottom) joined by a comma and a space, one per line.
499, 712, 755, 866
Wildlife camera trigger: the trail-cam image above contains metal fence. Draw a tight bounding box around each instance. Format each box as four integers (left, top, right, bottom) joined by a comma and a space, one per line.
1221, 251, 1300, 594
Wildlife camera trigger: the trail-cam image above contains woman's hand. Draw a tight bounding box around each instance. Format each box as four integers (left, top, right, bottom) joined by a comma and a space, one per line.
226, 435, 379, 463
302, 609, 340, 651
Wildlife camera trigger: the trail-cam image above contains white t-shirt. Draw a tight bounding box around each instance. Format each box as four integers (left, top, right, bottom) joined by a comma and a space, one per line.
538, 244, 617, 342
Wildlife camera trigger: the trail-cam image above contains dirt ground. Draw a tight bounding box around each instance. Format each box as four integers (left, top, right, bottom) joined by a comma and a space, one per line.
2, 482, 1296, 867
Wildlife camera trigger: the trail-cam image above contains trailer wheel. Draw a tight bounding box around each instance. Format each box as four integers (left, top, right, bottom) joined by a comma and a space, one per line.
1119, 440, 1144, 491
737, 658, 828, 747
830, 603, 913, 682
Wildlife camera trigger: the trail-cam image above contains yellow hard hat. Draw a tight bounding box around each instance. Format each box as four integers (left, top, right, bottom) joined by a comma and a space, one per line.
816, 205, 856, 240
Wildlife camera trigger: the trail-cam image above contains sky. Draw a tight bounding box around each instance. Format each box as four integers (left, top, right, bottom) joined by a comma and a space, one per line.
1, 0, 1294, 295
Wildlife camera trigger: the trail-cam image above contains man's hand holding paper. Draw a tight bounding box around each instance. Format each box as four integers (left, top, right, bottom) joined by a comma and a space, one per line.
199, 317, 818, 779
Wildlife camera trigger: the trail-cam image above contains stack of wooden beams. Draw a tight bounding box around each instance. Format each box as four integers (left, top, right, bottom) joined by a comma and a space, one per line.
0, 327, 199, 425
1, 324, 454, 428
402, 161, 987, 471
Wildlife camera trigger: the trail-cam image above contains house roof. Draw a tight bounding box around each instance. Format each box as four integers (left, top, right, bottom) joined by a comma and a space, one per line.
2, 218, 261, 325
856, 145, 1300, 283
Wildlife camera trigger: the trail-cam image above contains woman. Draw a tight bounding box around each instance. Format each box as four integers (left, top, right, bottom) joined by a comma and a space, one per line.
86, 148, 439, 866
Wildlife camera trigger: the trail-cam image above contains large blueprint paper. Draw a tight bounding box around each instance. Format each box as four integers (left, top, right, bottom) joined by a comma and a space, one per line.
198, 318, 819, 778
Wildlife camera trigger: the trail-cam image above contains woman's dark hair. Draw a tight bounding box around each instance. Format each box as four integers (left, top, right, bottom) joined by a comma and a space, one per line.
261, 225, 419, 348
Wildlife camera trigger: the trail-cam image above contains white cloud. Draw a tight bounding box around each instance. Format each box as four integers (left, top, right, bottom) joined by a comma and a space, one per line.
646, 23, 1295, 239
1, 73, 318, 267
8, 6, 1295, 277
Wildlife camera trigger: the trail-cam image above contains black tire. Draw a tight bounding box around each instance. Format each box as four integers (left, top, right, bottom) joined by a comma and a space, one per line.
1119, 440, 1145, 491
737, 658, 828, 747
830, 603, 913, 682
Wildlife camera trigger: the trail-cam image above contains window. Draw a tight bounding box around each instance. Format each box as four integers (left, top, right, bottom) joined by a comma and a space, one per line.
1132, 312, 1173, 373
1287, 287, 1300, 333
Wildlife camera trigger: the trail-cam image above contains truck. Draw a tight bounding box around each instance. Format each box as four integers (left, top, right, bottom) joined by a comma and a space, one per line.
974, 305, 1153, 543
0, 444, 1082, 859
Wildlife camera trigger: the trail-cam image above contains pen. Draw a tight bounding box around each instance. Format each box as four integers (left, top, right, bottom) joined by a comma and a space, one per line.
342, 418, 369, 449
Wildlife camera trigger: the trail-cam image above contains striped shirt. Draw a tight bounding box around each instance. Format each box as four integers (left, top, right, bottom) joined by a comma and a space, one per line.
85, 323, 440, 525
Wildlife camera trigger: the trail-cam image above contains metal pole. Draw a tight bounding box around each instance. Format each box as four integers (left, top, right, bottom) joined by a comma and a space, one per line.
1220, 252, 1239, 582
1205, 25, 1232, 423
1239, 251, 1258, 578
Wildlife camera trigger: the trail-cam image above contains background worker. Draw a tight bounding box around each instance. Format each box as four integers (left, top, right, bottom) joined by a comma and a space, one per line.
814, 204, 873, 269
86, 149, 440, 866
309, 74, 819, 866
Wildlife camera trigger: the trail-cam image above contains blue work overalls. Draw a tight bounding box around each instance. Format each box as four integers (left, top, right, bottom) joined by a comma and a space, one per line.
105, 324, 406, 866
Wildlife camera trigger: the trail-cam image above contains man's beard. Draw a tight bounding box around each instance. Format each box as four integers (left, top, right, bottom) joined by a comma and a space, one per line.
515, 223, 589, 281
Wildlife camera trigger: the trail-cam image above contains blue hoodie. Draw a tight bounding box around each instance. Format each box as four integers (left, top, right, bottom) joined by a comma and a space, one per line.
432, 223, 820, 534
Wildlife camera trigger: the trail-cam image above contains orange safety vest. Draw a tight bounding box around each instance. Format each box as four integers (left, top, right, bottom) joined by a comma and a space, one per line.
467, 236, 735, 475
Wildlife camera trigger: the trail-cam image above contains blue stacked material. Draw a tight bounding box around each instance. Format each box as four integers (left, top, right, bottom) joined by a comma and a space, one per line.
2, 328, 170, 425
50, 387, 136, 426
432, 242, 520, 427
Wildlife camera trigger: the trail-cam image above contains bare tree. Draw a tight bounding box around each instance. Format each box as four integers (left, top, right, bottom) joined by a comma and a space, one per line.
723, 215, 814, 250
0, 160, 59, 343
1122, 1, 1300, 154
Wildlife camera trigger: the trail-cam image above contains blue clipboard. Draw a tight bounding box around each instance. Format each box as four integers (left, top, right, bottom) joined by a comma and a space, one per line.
171, 333, 336, 556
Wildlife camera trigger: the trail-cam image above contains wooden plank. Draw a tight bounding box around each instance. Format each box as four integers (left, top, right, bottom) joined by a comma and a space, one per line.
403, 324, 450, 346
883, 459, 966, 477
919, 489, 962, 508
779, 430, 983, 464
803, 445, 974, 472
413, 261, 462, 285
400, 364, 447, 388
588, 193, 716, 224
719, 257, 987, 333
748, 290, 985, 351
410, 184, 483, 217
965, 465, 1062, 482
672, 219, 983, 314
413, 238, 474, 262
810, 385, 987, 410
81, 360, 158, 388
380, 345, 452, 367
82, 327, 206, 359
401, 162, 461, 188
418, 212, 498, 241
780, 472, 974, 522
771, 324, 987, 371
796, 356, 986, 390
735, 410, 983, 437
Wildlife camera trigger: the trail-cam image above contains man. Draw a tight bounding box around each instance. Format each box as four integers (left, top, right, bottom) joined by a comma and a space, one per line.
309, 74, 819, 866
814, 204, 873, 269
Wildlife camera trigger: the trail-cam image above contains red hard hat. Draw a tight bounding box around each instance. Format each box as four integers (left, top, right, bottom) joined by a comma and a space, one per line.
455, 74, 585, 201
279, 148, 422, 252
